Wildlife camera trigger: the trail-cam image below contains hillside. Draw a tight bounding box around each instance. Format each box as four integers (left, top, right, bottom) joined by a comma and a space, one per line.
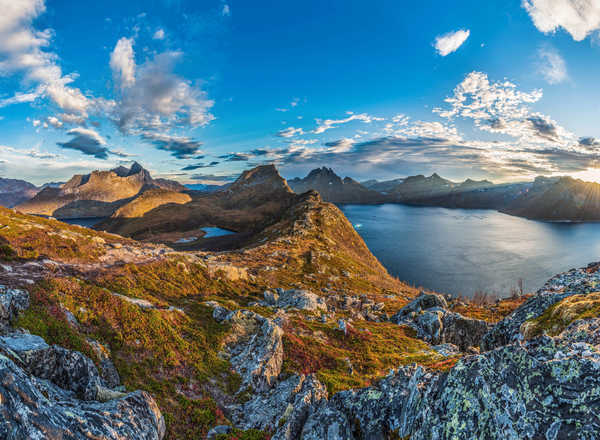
15, 162, 186, 219
2, 191, 598, 438
288, 167, 386, 204
0, 177, 39, 207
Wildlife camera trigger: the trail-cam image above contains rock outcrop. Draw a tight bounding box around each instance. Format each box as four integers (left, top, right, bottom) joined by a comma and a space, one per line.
482, 262, 600, 350
221, 310, 284, 391
263, 288, 327, 312
392, 292, 490, 351
298, 327, 600, 439
0, 285, 165, 439
0, 285, 29, 332
0, 353, 165, 440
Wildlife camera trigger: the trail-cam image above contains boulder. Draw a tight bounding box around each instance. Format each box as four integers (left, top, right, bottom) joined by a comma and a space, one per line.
0, 285, 29, 330
392, 293, 490, 351
391, 292, 448, 322
222, 310, 283, 391
1, 332, 107, 400
229, 374, 327, 440
0, 354, 165, 439
275, 289, 327, 312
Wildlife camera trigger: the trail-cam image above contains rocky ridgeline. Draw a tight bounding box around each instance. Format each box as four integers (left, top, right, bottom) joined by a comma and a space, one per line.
0, 285, 166, 439
206, 265, 600, 439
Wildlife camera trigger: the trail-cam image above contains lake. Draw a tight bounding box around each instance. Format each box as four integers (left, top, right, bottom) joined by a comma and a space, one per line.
62, 217, 105, 228
340, 204, 600, 298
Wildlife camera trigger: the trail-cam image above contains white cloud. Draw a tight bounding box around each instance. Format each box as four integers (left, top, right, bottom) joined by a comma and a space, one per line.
522, 0, 600, 41
537, 47, 568, 84
0, 0, 91, 117
434, 29, 470, 56
434, 71, 576, 147
110, 37, 135, 89
153, 29, 165, 40
46, 115, 63, 128
277, 126, 304, 137
222, 4, 231, 16
313, 112, 384, 134
114, 50, 214, 133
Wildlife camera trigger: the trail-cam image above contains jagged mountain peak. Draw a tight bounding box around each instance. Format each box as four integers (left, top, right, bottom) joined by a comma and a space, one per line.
228, 164, 293, 194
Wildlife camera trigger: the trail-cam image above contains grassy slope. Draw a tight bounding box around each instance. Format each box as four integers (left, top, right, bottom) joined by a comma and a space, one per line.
0, 203, 526, 439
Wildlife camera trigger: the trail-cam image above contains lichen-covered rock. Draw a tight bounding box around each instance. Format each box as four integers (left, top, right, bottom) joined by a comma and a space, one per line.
274, 289, 327, 312
482, 263, 600, 351
1, 332, 108, 400
298, 327, 600, 440
302, 365, 439, 439
391, 292, 448, 322
222, 310, 283, 391
0, 353, 165, 440
0, 285, 29, 330
392, 292, 489, 351
230, 374, 327, 439
441, 311, 490, 351
413, 334, 600, 440
88, 337, 121, 389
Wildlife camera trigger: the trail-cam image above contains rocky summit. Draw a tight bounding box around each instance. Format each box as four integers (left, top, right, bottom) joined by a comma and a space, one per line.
1, 164, 600, 439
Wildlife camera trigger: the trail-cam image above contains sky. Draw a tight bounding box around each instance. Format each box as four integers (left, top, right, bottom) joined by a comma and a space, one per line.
2, 0, 600, 185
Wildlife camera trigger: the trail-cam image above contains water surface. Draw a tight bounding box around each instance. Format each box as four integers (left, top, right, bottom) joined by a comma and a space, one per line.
61, 217, 105, 228
340, 204, 600, 297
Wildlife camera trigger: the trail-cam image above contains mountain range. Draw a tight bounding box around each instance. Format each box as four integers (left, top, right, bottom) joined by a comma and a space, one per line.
15, 162, 188, 219
8, 164, 600, 225
290, 168, 600, 221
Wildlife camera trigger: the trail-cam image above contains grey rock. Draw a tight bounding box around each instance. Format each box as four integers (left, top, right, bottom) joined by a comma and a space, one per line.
223, 310, 283, 391
0, 353, 165, 440
264, 290, 279, 305
392, 293, 490, 351
207, 425, 232, 438
482, 264, 600, 351
276, 289, 327, 312
392, 292, 448, 322
0, 285, 29, 329
88, 338, 121, 388
230, 374, 327, 440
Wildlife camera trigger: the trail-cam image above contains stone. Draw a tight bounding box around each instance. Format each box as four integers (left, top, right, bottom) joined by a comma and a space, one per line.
0, 285, 29, 329
229, 374, 327, 440
274, 289, 327, 312
0, 354, 165, 439
264, 290, 279, 305
207, 425, 232, 438
222, 310, 283, 391
391, 292, 448, 322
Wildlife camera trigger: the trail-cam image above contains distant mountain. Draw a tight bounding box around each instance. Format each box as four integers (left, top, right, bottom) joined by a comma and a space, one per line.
501, 176, 600, 221
98, 164, 300, 241
288, 167, 386, 204
361, 178, 406, 193
0, 178, 40, 208
16, 162, 187, 219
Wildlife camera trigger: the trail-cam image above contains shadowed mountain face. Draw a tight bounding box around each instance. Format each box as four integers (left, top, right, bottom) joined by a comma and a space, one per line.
288, 167, 386, 204
15, 163, 187, 219
0, 178, 39, 208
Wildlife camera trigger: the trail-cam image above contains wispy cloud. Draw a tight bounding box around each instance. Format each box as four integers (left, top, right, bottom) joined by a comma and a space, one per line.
277, 126, 304, 137
313, 112, 384, 134
537, 47, 568, 84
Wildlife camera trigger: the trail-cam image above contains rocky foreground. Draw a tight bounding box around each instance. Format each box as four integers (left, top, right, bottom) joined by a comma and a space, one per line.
199, 269, 600, 440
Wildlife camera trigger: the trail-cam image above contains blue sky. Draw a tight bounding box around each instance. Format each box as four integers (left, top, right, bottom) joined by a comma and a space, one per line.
2, 0, 600, 185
